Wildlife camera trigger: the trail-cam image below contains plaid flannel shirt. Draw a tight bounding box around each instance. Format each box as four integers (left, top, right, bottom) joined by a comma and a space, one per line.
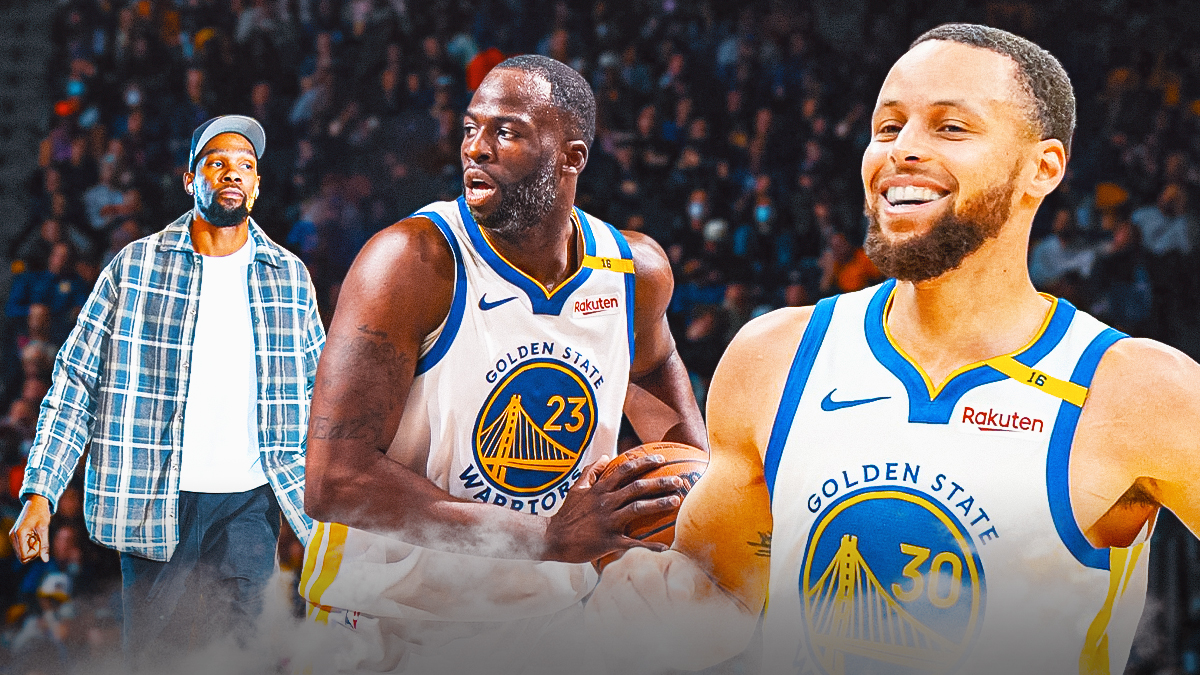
22, 212, 324, 561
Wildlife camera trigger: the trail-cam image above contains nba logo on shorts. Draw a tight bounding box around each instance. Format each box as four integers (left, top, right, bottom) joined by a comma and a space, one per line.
472, 359, 597, 495
800, 486, 986, 675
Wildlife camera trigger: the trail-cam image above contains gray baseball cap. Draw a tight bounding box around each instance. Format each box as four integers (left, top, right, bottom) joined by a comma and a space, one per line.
188, 115, 266, 172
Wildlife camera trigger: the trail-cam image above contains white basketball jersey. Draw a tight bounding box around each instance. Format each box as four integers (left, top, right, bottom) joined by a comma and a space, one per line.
301, 198, 636, 624
761, 281, 1149, 675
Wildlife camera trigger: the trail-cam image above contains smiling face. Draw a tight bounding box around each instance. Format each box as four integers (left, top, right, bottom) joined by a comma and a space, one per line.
461, 68, 564, 236
861, 40, 1047, 281
185, 132, 259, 229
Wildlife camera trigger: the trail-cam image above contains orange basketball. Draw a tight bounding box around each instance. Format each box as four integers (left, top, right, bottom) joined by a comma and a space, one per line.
595, 441, 708, 571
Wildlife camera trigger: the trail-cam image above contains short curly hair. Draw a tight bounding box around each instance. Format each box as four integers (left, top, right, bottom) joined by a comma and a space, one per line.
493, 54, 596, 149
912, 23, 1075, 158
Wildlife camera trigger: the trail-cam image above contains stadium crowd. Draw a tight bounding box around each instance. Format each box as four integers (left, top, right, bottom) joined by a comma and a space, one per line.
2, 0, 1200, 672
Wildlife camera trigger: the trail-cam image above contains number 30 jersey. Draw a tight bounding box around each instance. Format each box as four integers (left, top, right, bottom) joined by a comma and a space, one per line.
301, 197, 636, 623
761, 281, 1150, 675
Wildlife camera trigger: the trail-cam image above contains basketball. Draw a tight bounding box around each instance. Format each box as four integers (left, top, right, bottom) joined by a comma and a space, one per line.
595, 441, 708, 571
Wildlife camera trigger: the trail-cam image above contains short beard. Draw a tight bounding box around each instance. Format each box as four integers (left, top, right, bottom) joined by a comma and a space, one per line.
197, 194, 249, 229
864, 178, 1014, 282
469, 157, 558, 237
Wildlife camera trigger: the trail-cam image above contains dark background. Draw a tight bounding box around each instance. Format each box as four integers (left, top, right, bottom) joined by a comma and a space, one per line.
1, 0, 1199, 673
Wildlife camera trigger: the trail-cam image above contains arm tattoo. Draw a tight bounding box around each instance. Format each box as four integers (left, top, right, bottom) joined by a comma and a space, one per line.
313, 333, 408, 445
310, 415, 373, 440
747, 531, 772, 557
330, 335, 404, 392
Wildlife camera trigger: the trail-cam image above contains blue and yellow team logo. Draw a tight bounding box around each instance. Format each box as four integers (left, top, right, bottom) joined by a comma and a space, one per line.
473, 359, 596, 495
801, 486, 986, 675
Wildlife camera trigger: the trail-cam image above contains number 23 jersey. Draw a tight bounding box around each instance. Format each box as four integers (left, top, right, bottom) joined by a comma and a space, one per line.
300, 197, 637, 622
396, 197, 635, 515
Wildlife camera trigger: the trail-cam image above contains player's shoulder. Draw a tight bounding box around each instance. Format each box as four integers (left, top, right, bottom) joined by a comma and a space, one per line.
359, 210, 457, 274
1074, 335, 1200, 504
615, 230, 674, 315
620, 230, 670, 279
726, 306, 816, 365
1081, 335, 1200, 458
710, 307, 815, 404
706, 305, 816, 456
1091, 336, 1200, 412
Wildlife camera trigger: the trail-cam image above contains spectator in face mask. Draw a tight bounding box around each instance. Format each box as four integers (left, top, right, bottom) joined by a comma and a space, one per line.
82, 155, 125, 236
687, 188, 710, 226
673, 188, 712, 258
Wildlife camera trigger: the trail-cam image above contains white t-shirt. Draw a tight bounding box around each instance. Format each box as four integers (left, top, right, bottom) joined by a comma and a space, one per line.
179, 238, 268, 493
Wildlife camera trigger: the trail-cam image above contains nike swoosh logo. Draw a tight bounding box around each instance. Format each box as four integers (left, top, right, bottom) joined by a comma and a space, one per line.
479, 294, 518, 311
820, 389, 890, 411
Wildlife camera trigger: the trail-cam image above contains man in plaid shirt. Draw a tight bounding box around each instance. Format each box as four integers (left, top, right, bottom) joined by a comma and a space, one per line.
8, 116, 324, 666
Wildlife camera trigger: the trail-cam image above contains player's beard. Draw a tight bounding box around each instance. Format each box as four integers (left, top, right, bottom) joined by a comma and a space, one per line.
470, 155, 558, 237
197, 189, 250, 228
864, 176, 1014, 283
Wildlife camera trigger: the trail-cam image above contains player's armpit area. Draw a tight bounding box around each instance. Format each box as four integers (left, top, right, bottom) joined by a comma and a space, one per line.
1072, 337, 1200, 543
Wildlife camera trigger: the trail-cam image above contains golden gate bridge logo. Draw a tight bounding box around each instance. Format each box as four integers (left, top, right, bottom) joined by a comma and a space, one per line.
801, 488, 984, 675
478, 394, 581, 484
473, 359, 596, 495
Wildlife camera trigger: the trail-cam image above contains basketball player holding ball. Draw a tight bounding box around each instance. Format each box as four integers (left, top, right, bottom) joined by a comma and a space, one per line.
297, 54, 706, 673
588, 24, 1200, 675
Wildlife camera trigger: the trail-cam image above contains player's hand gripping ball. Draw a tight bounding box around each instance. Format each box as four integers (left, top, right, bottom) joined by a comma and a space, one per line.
595, 441, 708, 571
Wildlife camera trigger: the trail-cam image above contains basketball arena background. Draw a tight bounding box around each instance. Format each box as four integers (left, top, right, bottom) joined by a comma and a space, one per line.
0, 0, 1198, 673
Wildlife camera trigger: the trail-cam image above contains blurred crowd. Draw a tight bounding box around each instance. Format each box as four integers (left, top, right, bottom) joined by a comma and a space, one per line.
3, 0, 1200, 672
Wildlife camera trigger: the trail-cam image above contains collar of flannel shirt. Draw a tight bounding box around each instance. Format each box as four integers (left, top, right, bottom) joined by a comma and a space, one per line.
157, 210, 284, 268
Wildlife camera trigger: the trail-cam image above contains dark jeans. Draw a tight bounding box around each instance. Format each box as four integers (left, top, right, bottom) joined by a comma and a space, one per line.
120, 484, 280, 669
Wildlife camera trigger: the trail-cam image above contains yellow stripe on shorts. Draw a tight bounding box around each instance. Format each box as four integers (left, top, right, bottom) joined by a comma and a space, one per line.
308, 522, 348, 608
299, 521, 325, 599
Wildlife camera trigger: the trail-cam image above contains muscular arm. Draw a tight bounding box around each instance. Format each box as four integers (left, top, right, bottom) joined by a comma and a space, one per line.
303, 218, 680, 563
621, 232, 707, 450
1072, 338, 1200, 545
305, 216, 553, 558
588, 307, 812, 671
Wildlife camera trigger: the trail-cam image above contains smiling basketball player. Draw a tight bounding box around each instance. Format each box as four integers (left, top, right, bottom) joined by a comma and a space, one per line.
588, 23, 1200, 675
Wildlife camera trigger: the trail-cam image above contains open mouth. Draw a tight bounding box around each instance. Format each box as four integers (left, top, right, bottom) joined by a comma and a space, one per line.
460, 181, 494, 205
883, 185, 948, 209
464, 171, 497, 205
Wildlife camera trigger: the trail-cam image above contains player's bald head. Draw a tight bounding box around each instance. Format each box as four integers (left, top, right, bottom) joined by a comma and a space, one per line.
910, 23, 1075, 158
